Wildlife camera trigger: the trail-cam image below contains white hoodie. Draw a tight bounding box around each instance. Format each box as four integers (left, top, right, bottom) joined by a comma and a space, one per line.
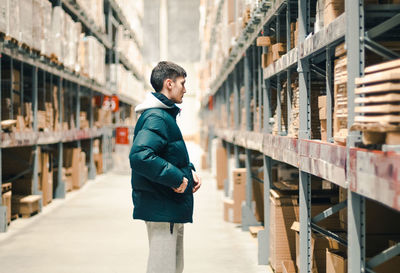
135, 92, 174, 113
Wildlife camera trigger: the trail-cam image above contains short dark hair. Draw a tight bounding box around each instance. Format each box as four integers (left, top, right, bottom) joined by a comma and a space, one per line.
150, 61, 187, 92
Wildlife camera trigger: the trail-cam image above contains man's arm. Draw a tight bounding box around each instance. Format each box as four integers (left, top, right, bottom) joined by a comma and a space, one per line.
129, 115, 184, 189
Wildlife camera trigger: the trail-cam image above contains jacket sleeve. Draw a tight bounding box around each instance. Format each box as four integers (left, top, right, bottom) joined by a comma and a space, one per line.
129, 114, 184, 189
189, 162, 196, 172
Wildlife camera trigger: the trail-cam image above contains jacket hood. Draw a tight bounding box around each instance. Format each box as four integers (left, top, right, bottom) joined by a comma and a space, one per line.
135, 92, 174, 113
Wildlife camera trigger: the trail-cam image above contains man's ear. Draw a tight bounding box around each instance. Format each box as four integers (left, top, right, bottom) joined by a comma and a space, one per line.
164, 79, 172, 90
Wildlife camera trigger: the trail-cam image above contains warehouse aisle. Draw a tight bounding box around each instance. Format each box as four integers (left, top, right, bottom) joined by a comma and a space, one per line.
0, 143, 267, 273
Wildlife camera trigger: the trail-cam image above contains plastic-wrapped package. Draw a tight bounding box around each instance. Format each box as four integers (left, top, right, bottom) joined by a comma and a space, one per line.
74, 22, 82, 73
77, 33, 86, 75
32, 0, 42, 50
8, 0, 19, 39
41, 0, 52, 56
95, 0, 105, 32
63, 13, 74, 69
0, 0, 9, 34
19, 0, 33, 46
50, 6, 64, 61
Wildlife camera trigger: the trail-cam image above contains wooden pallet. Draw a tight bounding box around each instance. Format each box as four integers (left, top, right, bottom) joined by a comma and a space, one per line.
353, 59, 400, 145
355, 83, 400, 95
249, 226, 264, 238
1, 182, 12, 193
11, 195, 41, 218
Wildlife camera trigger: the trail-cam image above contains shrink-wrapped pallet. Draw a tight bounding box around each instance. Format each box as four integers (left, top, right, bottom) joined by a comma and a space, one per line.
77, 33, 86, 75
19, 0, 33, 47
74, 22, 82, 72
32, 0, 43, 51
0, 0, 9, 34
9, 0, 19, 40
63, 13, 75, 69
41, 0, 52, 56
97, 43, 106, 85
50, 6, 64, 61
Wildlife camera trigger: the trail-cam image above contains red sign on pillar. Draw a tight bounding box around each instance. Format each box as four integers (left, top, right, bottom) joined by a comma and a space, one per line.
102, 95, 119, 112
116, 127, 129, 145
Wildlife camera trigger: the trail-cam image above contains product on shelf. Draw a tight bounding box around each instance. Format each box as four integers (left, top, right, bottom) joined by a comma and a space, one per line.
11, 195, 42, 218
319, 95, 328, 141
351, 59, 400, 145
324, 0, 344, 27
1, 183, 12, 225
333, 43, 348, 144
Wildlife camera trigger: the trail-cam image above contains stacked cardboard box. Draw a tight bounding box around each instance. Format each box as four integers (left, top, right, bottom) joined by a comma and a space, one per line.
311, 82, 324, 140
50, 6, 64, 61
19, 0, 33, 47
351, 59, 400, 145
272, 43, 286, 62
80, 36, 106, 85
216, 141, 228, 190
1, 183, 12, 225
270, 189, 341, 273
324, 0, 344, 27
333, 43, 348, 144
76, 0, 105, 33
273, 84, 288, 135
8, 1, 20, 40
288, 79, 300, 138
64, 148, 88, 190
326, 249, 347, 273
291, 21, 298, 49
318, 96, 328, 141
223, 168, 246, 223
269, 190, 299, 273
11, 195, 42, 218
292, 221, 346, 273
93, 139, 103, 175
38, 150, 53, 206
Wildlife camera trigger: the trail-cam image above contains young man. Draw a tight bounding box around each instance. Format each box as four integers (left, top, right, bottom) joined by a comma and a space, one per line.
129, 61, 201, 273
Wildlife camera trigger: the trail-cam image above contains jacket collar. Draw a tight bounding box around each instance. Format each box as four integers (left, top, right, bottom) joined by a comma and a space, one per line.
135, 92, 181, 118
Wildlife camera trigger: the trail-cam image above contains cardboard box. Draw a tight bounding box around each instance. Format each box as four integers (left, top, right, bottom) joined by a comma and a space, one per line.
271, 191, 342, 273
39, 151, 53, 206
223, 168, 247, 224
281, 260, 297, 273
201, 153, 207, 170
326, 249, 347, 273
93, 153, 103, 174
227, 0, 235, 23
261, 52, 273, 68
319, 107, 327, 120
257, 36, 275, 47
216, 144, 228, 190
318, 95, 326, 108
292, 221, 346, 273
324, 0, 344, 27
2, 191, 12, 225
373, 256, 400, 273
270, 190, 299, 273
223, 198, 239, 223
11, 195, 41, 216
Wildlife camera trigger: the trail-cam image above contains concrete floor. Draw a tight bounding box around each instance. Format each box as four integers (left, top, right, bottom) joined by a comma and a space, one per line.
0, 143, 269, 273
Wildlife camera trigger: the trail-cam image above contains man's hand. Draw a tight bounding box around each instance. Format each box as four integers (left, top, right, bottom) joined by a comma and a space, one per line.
173, 177, 188, 193
192, 170, 201, 193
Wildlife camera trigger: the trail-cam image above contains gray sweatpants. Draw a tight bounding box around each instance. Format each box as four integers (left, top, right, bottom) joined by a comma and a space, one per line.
145, 221, 184, 273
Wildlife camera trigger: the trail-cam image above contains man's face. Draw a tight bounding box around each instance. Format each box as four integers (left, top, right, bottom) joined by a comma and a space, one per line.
166, 76, 186, 104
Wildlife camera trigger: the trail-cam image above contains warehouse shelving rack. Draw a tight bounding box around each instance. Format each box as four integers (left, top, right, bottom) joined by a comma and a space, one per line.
0, 0, 146, 232
201, 0, 400, 272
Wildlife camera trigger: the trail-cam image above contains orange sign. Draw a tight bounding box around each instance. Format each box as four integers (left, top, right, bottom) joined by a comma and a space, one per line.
116, 127, 129, 145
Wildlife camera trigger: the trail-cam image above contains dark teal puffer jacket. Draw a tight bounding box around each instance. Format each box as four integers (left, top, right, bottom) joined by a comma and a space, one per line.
129, 92, 195, 223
